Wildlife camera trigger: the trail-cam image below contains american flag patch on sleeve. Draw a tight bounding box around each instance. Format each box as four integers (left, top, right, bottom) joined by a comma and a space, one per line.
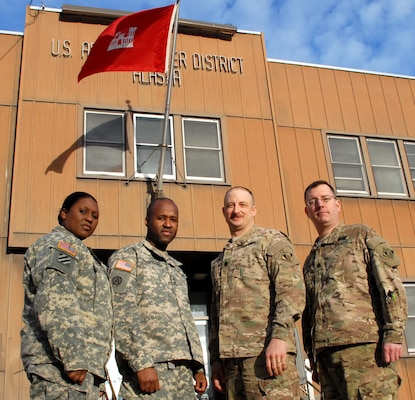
57, 241, 77, 257
115, 260, 133, 272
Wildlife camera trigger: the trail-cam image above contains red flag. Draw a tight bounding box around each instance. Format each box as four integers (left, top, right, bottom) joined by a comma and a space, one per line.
78, 4, 176, 82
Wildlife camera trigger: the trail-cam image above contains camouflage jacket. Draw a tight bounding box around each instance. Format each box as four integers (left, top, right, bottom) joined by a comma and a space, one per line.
109, 240, 204, 379
21, 225, 113, 383
302, 223, 408, 360
209, 225, 305, 362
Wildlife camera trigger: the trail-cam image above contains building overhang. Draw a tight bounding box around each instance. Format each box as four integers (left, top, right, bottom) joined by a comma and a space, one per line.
60, 4, 237, 40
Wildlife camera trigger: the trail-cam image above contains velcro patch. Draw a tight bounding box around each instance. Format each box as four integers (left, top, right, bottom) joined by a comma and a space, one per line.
57, 241, 77, 257
50, 247, 76, 275
114, 260, 133, 272
110, 269, 132, 293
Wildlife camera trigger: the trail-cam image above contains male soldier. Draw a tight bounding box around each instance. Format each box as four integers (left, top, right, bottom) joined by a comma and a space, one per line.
209, 186, 305, 399
108, 197, 207, 399
302, 180, 408, 399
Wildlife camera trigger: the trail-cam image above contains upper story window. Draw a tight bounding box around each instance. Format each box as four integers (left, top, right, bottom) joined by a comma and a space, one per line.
327, 134, 411, 198
134, 114, 175, 180
82, 110, 226, 184
84, 111, 125, 176
328, 135, 368, 194
403, 283, 415, 355
366, 139, 406, 196
182, 117, 224, 182
404, 141, 415, 190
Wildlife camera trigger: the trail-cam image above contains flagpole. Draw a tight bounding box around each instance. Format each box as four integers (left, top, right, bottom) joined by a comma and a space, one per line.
154, 0, 180, 199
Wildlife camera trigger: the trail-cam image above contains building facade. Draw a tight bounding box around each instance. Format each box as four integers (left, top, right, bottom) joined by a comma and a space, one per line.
1, 4, 414, 398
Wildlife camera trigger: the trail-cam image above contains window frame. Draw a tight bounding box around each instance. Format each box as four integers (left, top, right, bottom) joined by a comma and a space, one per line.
182, 117, 225, 182
325, 132, 414, 199
80, 109, 228, 185
403, 282, 415, 356
83, 110, 126, 177
133, 113, 176, 181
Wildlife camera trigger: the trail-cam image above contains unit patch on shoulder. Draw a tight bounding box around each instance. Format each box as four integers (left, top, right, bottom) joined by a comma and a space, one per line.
49, 246, 76, 275
110, 261, 134, 294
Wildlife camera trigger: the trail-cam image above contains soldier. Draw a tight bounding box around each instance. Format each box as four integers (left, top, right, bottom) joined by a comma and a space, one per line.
21, 192, 114, 399
302, 180, 408, 399
109, 197, 207, 399
209, 186, 305, 399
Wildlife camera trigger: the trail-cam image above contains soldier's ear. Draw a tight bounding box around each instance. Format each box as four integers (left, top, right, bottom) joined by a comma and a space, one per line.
60, 208, 68, 221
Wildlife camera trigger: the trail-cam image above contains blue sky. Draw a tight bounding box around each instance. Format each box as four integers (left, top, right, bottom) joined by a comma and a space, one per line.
1, 0, 415, 77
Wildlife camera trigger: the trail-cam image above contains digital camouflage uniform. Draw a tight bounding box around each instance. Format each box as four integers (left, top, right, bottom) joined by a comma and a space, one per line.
209, 225, 305, 399
109, 239, 205, 400
21, 225, 114, 399
302, 223, 408, 400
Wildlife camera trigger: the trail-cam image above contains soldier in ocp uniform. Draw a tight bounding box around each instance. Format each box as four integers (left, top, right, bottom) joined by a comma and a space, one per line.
108, 197, 207, 399
209, 186, 305, 399
302, 180, 408, 399
21, 192, 114, 399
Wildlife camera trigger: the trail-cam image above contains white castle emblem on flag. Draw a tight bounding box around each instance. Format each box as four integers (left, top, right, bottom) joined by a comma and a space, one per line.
107, 27, 138, 51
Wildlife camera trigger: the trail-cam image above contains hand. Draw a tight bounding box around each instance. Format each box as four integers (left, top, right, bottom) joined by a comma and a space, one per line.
383, 342, 403, 363
137, 367, 160, 393
265, 338, 288, 376
211, 360, 226, 393
67, 369, 87, 384
194, 372, 208, 394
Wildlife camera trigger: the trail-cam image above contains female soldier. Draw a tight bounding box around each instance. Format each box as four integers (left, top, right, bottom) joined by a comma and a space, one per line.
21, 192, 114, 399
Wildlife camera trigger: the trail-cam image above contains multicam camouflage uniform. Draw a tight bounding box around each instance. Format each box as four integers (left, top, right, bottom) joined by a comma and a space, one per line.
21, 225, 113, 399
109, 239, 205, 399
302, 223, 408, 399
209, 225, 305, 399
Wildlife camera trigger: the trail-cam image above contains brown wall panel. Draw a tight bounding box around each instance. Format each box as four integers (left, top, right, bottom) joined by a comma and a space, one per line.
319, 68, 345, 131
365, 74, 393, 135
334, 70, 361, 133
301, 67, 327, 129
348, 73, 377, 133
269, 63, 294, 126
0, 33, 22, 105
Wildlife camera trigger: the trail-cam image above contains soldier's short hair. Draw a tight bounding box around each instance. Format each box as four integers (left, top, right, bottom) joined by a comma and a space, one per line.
58, 192, 97, 224
224, 186, 255, 205
146, 197, 177, 219
304, 180, 336, 203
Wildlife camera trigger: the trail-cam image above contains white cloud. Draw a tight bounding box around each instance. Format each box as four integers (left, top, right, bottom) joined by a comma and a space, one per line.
1, 0, 415, 76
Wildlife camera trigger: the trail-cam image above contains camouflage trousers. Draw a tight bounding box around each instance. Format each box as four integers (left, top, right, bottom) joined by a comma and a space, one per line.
29, 373, 102, 400
120, 362, 196, 400
223, 354, 301, 400
316, 343, 401, 400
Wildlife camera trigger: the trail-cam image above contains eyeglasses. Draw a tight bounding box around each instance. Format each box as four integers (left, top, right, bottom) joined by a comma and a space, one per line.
305, 195, 336, 207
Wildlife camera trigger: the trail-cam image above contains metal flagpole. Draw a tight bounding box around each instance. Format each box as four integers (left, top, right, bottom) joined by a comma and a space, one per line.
154, 0, 181, 199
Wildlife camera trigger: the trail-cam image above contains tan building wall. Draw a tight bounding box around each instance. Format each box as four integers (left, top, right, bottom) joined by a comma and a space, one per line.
0, 4, 414, 398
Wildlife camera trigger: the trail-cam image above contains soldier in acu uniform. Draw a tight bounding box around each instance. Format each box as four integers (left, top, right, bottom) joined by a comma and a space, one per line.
302, 180, 408, 400
209, 186, 305, 400
21, 192, 114, 399
109, 197, 207, 399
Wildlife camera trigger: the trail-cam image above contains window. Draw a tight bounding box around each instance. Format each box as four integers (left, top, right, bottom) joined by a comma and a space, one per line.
404, 141, 415, 190
134, 114, 175, 179
328, 135, 368, 194
404, 283, 415, 354
366, 139, 406, 196
327, 134, 412, 198
84, 111, 125, 176
83, 111, 226, 184
182, 117, 224, 182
